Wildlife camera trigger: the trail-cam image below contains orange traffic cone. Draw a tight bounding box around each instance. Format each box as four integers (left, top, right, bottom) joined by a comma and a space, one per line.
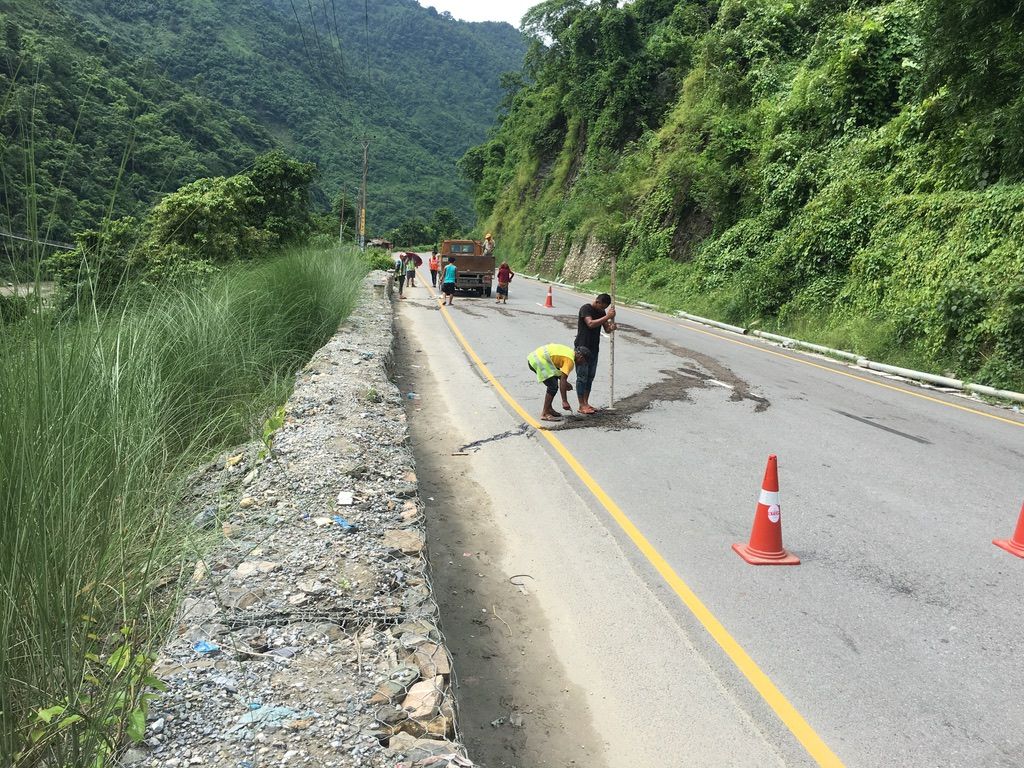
544, 285, 554, 308
993, 502, 1024, 559
733, 455, 800, 565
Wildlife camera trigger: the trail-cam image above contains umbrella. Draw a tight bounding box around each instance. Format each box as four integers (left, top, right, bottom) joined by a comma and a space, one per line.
404, 252, 423, 267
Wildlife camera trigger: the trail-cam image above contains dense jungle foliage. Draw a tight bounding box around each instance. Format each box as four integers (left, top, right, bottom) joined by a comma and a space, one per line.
0, 0, 524, 263
0, 1, 273, 246
465, 0, 1024, 389
45, 149, 320, 306
51, 0, 526, 229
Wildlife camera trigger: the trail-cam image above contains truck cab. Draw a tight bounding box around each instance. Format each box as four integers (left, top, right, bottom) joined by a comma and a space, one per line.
440, 239, 495, 297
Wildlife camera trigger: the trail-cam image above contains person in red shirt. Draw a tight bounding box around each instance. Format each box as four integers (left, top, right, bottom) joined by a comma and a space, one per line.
496, 262, 514, 304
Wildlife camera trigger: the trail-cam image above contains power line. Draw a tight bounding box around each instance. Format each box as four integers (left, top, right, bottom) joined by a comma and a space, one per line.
286, 0, 318, 75
321, 0, 347, 86
305, 0, 328, 70
330, 0, 346, 80
0, 229, 74, 251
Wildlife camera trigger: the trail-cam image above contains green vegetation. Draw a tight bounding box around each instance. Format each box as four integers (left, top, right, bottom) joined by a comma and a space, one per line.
37, 0, 526, 232
389, 206, 466, 247
0, 243, 368, 766
467, 0, 1024, 390
47, 150, 318, 306
0, 2, 274, 247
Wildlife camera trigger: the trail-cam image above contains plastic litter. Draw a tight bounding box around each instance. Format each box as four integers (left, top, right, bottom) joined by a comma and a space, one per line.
332, 515, 359, 532
230, 705, 311, 731
192, 640, 220, 656
406, 392, 421, 400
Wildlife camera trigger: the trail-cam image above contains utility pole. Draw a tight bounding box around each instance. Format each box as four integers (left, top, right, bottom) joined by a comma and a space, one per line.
338, 192, 346, 243
609, 251, 617, 409
358, 137, 370, 250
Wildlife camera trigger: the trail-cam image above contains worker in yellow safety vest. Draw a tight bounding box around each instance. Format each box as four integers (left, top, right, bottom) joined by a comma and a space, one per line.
526, 343, 589, 422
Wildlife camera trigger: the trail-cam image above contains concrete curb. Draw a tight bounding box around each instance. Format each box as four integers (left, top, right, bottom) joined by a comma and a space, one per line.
530, 277, 1024, 408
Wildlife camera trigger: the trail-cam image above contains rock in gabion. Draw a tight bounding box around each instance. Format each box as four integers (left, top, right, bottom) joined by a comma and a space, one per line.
130, 274, 472, 768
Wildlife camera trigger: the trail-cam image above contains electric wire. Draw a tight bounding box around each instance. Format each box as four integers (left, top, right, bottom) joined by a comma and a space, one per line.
304, 0, 328, 70
286, 0, 318, 76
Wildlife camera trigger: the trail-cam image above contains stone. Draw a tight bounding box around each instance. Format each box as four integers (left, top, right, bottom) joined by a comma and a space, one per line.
235, 561, 280, 578
192, 506, 218, 529
297, 579, 327, 594
382, 529, 425, 556
190, 561, 209, 584
179, 598, 218, 622
389, 665, 420, 688
413, 643, 451, 678
405, 737, 460, 761
227, 589, 265, 610
120, 747, 148, 766
401, 676, 443, 719
424, 713, 453, 738
369, 680, 408, 706
239, 497, 255, 509
386, 732, 417, 753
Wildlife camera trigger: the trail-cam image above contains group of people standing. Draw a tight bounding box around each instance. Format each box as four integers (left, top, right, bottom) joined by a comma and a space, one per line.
528, 293, 616, 422
395, 245, 616, 422
395, 233, 513, 305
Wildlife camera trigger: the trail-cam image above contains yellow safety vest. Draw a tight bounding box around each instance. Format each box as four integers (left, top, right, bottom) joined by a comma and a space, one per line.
527, 343, 574, 382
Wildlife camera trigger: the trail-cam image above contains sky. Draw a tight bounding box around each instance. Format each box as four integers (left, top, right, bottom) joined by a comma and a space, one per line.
418, 1, 537, 27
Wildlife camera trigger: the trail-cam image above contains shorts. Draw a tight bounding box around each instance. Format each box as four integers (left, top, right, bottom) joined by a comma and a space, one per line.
441, 282, 455, 295
528, 362, 560, 396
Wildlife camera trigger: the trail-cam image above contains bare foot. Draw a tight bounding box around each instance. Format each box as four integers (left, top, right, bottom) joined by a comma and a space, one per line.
561, 402, 572, 411
541, 414, 562, 422
578, 405, 597, 414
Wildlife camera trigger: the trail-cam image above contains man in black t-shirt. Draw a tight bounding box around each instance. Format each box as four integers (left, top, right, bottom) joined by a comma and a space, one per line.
573, 293, 616, 413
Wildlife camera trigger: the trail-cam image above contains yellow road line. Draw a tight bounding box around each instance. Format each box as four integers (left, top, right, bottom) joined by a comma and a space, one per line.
541, 283, 1024, 430
414, 270, 845, 767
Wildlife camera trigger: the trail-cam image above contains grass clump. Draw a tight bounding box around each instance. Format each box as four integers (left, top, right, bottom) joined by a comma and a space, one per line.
0, 243, 366, 766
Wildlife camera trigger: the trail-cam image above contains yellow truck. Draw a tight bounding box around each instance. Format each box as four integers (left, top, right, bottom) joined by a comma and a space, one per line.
440, 239, 495, 297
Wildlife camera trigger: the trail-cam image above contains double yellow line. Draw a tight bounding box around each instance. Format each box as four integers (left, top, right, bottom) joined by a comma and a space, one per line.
416, 273, 845, 767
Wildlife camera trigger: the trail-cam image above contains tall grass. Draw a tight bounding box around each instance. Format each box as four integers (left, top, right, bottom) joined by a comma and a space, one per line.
0, 244, 368, 766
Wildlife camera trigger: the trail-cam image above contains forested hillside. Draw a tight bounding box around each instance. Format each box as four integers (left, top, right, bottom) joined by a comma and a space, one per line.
53, 0, 526, 229
0, 0, 525, 251
0, 1, 274, 244
465, 0, 1024, 390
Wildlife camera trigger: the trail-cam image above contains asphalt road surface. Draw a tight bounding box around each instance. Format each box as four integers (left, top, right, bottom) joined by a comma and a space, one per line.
397, 266, 1024, 767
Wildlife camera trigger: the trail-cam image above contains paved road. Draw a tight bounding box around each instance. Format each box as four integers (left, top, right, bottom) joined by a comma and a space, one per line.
401, 268, 1024, 767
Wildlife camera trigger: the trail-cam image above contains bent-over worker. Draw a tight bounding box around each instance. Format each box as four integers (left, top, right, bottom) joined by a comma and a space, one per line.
527, 343, 589, 422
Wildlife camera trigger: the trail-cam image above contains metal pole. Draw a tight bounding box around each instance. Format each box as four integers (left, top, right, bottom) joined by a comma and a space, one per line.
358, 138, 369, 250
338, 192, 346, 243
609, 251, 617, 409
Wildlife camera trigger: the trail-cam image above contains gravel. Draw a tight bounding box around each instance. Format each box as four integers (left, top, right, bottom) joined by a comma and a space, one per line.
129, 274, 472, 768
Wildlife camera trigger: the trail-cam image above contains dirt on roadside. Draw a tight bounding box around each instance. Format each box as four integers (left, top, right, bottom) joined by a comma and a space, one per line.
396, 324, 610, 768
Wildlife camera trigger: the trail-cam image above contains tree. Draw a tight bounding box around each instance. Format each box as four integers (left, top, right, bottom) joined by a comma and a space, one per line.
430, 207, 462, 240
389, 217, 432, 247
246, 150, 317, 243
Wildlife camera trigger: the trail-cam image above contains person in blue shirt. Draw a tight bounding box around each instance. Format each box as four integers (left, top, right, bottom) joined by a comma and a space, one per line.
440, 258, 457, 305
